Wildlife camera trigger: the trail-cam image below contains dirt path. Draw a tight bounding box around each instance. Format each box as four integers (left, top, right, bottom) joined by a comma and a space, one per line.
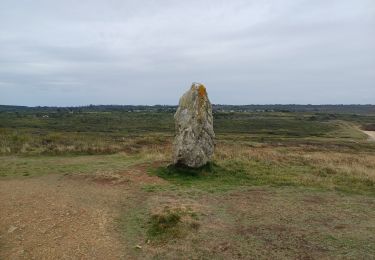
0, 164, 164, 260
363, 130, 375, 141
0, 175, 125, 259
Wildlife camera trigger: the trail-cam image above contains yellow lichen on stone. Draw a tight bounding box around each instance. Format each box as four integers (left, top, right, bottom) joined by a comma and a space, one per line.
198, 85, 206, 97
196, 84, 207, 121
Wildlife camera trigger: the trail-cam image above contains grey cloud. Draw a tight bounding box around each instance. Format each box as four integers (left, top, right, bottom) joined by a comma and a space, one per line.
0, 0, 374, 106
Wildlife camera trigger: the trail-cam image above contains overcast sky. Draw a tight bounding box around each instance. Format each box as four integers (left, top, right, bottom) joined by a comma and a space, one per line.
0, 0, 374, 106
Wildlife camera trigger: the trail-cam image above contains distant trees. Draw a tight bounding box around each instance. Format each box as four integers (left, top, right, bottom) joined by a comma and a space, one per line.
1, 104, 375, 115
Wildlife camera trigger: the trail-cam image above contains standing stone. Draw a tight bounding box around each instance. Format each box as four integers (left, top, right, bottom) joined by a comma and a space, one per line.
173, 83, 215, 168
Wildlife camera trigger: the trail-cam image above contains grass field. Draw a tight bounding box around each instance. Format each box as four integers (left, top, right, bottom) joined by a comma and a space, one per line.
1, 109, 375, 259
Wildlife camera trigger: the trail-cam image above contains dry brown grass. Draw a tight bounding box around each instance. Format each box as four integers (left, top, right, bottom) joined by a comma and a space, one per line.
212, 143, 375, 193
215, 143, 375, 178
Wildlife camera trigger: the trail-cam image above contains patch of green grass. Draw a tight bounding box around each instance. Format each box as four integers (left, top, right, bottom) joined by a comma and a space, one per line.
116, 198, 150, 258
152, 162, 252, 192
118, 198, 199, 248
152, 159, 375, 196
154, 161, 304, 188
147, 207, 200, 243
147, 209, 183, 240
333, 176, 374, 195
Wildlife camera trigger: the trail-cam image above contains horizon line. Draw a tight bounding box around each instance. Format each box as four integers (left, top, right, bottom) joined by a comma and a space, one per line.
1, 103, 375, 108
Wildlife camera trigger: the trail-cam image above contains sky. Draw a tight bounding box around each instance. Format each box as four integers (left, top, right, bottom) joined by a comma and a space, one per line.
0, 0, 374, 106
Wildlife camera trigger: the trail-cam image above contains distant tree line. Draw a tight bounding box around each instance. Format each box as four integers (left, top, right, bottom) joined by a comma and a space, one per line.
0, 104, 375, 115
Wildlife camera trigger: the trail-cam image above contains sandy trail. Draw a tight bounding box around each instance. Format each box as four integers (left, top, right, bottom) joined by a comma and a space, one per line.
362, 130, 375, 141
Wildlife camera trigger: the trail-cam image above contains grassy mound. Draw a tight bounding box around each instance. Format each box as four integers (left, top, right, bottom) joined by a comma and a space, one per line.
147, 206, 200, 242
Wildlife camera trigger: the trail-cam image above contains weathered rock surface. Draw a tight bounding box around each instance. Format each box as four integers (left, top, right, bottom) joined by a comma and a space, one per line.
173, 83, 215, 168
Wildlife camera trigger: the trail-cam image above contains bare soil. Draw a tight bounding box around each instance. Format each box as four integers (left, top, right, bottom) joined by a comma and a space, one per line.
0, 164, 163, 260
0, 175, 125, 259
